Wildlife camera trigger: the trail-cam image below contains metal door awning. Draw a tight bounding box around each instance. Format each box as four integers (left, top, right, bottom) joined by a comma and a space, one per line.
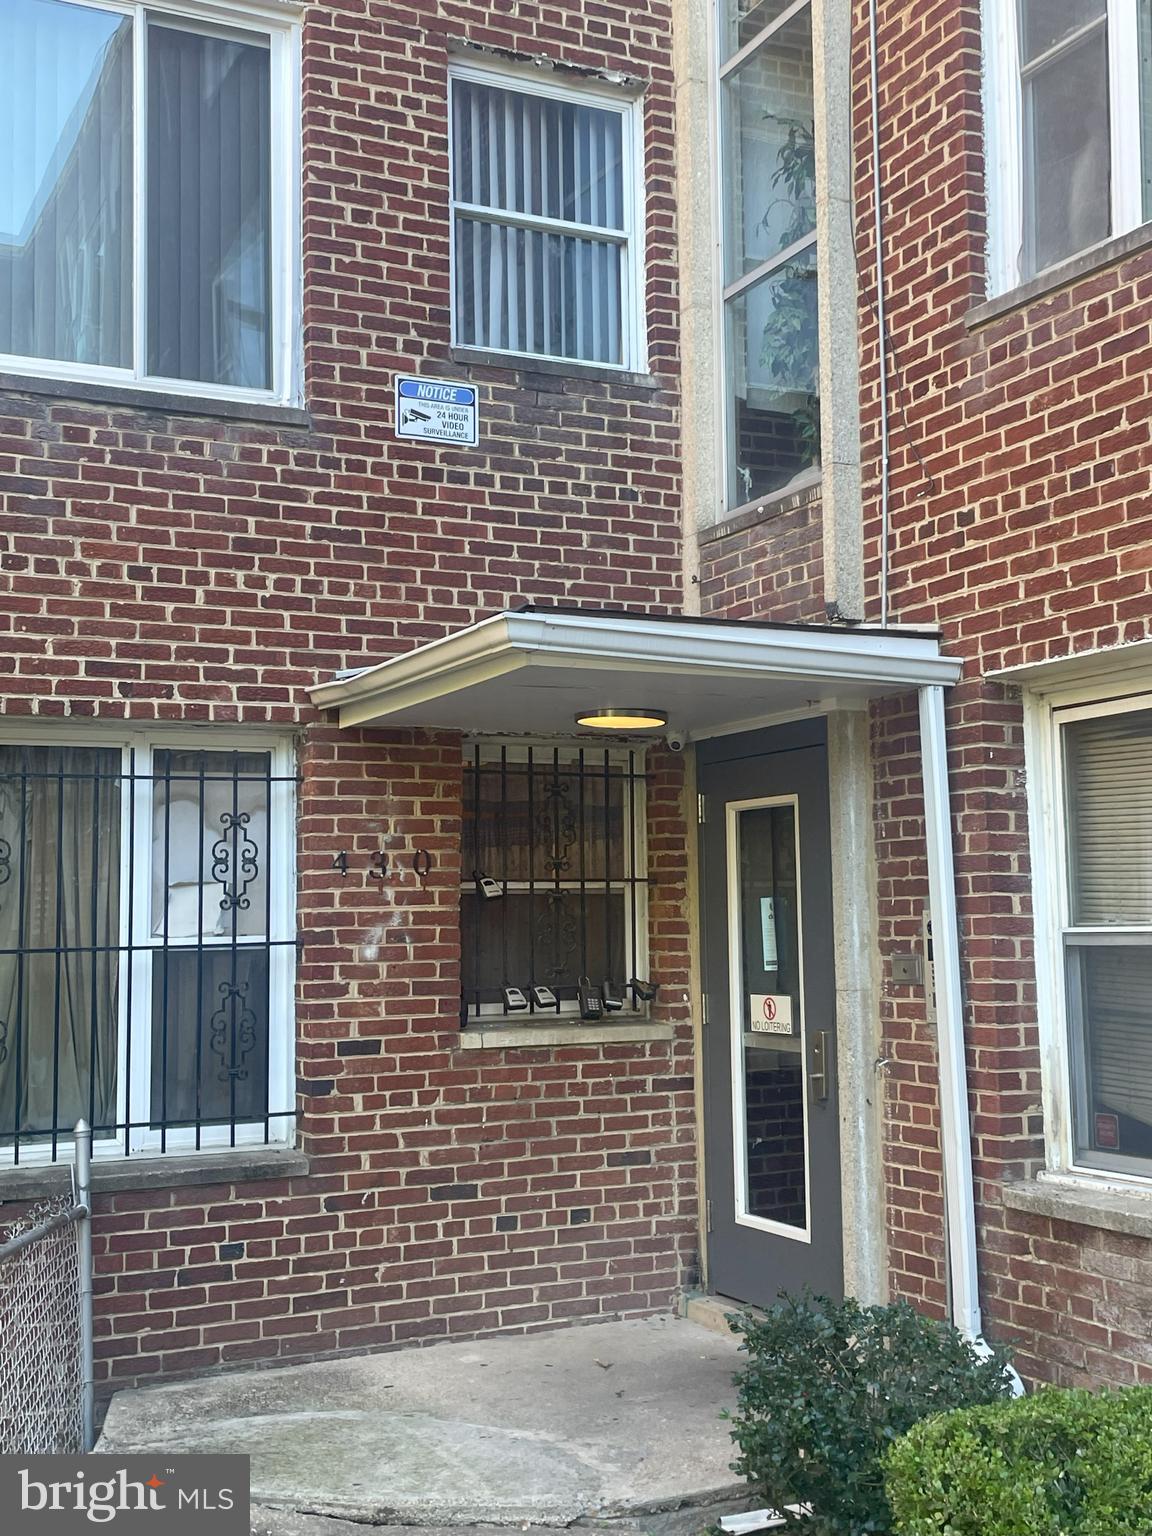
308, 604, 961, 735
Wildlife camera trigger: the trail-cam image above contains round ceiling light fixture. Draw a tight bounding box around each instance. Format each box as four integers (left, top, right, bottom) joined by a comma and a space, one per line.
575, 707, 669, 731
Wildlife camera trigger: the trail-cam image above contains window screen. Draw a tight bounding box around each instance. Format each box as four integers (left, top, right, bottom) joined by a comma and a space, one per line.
1063, 708, 1152, 1173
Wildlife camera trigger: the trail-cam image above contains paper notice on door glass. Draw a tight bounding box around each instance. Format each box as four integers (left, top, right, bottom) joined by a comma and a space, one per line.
760, 896, 778, 971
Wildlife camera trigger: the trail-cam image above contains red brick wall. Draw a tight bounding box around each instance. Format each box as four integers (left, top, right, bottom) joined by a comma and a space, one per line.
854, 0, 1152, 1385
698, 493, 825, 622
86, 736, 696, 1388
0, 0, 682, 722
0, 0, 693, 1387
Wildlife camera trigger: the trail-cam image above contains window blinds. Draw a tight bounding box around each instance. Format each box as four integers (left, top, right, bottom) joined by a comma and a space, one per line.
1064, 707, 1152, 1158
1064, 709, 1152, 926
451, 79, 627, 365
1074, 942, 1152, 1136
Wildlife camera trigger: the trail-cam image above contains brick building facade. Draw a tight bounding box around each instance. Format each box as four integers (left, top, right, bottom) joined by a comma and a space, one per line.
855, 0, 1152, 1389
4, 0, 1152, 1403
687, 0, 1152, 1388
0, 0, 696, 1390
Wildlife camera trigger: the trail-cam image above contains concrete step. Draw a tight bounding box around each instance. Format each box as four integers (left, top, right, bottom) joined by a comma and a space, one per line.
678, 1293, 762, 1338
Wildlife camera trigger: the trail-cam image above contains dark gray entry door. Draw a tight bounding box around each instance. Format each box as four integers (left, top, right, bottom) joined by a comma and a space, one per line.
698, 719, 843, 1306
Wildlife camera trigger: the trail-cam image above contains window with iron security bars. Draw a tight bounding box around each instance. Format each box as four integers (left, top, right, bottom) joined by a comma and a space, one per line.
461, 743, 651, 1023
0, 737, 297, 1165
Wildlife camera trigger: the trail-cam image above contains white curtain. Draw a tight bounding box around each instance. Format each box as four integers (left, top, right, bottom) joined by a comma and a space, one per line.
146, 19, 271, 388
0, 0, 132, 367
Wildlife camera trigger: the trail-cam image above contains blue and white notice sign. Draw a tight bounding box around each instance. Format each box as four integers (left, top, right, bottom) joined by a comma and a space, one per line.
394, 376, 479, 446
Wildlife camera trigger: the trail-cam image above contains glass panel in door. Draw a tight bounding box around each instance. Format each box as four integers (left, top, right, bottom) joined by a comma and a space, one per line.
732, 799, 807, 1232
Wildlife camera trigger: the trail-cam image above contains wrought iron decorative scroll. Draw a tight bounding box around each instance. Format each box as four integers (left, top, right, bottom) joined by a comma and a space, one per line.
211, 811, 260, 912
536, 889, 578, 981
209, 980, 257, 1083
538, 775, 578, 875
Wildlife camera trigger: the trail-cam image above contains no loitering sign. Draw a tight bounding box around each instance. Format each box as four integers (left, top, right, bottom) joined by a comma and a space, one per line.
394, 376, 479, 446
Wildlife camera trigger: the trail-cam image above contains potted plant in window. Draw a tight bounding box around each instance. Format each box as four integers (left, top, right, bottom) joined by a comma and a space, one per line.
758, 116, 820, 469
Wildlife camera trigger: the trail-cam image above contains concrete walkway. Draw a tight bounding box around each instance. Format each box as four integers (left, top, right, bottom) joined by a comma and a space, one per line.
98, 1315, 749, 1533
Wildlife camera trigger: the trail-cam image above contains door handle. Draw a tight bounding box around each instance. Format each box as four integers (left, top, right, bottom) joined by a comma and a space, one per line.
809, 1030, 830, 1102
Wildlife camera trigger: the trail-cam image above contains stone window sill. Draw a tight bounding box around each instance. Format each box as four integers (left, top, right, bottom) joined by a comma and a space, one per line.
447, 347, 661, 392
0, 370, 313, 428
966, 223, 1152, 331
1001, 1174, 1152, 1240
697, 471, 823, 547
457, 1021, 675, 1050
0, 1146, 310, 1204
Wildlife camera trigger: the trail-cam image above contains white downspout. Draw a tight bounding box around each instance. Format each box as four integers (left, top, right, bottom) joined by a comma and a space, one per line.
918, 684, 982, 1339
919, 684, 1026, 1391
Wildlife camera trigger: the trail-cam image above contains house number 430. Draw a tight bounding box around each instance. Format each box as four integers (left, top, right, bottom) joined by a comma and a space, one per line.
331, 850, 433, 882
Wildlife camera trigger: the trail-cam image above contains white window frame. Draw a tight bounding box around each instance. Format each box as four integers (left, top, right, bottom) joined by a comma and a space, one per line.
0, 0, 302, 407
460, 737, 650, 1022
0, 723, 297, 1165
446, 60, 647, 373
712, 0, 823, 519
1026, 682, 1152, 1188
983, 0, 1145, 295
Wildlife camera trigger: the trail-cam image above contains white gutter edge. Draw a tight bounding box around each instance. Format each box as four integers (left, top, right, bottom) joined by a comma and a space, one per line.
310, 611, 523, 710
919, 684, 1025, 1394
310, 610, 963, 719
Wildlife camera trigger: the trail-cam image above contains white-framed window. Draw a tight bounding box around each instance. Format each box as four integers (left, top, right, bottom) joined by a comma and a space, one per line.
459, 740, 651, 1022
0, 730, 297, 1164
1028, 686, 1152, 1184
447, 61, 645, 371
716, 0, 821, 515
0, 0, 300, 404
984, 0, 1152, 293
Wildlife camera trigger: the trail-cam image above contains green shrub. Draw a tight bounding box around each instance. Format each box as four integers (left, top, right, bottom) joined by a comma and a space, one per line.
885, 1385, 1152, 1535
725, 1293, 1015, 1536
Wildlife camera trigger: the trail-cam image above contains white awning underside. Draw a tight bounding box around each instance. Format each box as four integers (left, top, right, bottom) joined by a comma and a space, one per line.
310, 607, 962, 737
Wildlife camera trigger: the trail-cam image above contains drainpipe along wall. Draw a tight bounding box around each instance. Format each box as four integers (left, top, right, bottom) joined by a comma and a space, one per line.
919, 686, 982, 1340
867, 0, 996, 1368
919, 686, 1026, 1392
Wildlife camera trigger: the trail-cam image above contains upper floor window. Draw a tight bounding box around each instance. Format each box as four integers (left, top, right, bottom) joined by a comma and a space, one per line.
0, 0, 298, 403
460, 742, 652, 1024
718, 0, 821, 513
448, 64, 644, 370
0, 735, 297, 1164
985, 0, 1152, 290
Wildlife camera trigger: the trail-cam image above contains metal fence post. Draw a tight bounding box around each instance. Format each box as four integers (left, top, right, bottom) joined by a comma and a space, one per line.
74, 1119, 95, 1452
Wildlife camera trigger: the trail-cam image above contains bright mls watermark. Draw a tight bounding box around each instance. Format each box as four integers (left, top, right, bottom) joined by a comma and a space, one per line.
2, 1455, 249, 1532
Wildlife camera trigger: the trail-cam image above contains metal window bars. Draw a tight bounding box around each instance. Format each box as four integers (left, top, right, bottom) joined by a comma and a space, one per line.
460, 743, 650, 1021
0, 745, 297, 1164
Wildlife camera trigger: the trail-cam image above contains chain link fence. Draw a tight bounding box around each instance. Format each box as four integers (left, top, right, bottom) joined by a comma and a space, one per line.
0, 1123, 94, 1455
